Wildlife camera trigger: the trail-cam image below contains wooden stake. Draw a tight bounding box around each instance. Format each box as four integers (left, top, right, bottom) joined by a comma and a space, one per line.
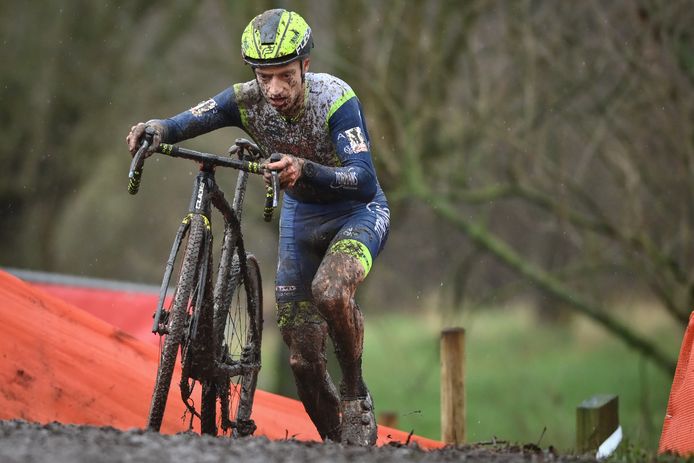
441, 327, 465, 444
576, 394, 619, 454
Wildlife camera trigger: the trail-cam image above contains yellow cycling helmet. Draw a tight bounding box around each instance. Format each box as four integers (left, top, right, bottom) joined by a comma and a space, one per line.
241, 9, 314, 67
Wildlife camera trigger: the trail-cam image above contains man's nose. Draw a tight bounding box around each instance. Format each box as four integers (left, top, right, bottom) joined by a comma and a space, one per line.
268, 77, 283, 95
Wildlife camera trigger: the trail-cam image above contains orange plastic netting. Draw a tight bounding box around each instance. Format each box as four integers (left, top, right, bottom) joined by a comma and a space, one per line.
659, 312, 694, 455
0, 270, 441, 448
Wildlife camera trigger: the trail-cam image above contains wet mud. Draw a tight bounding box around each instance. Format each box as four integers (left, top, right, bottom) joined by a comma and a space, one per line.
0, 420, 597, 463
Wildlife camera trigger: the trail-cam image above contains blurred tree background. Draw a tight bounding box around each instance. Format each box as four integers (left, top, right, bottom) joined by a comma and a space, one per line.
1, 0, 693, 436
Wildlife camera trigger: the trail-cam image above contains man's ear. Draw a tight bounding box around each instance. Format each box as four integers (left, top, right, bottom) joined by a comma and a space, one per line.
302, 58, 311, 73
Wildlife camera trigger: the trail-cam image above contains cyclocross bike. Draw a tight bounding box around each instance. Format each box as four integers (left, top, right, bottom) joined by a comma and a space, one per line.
128, 129, 280, 436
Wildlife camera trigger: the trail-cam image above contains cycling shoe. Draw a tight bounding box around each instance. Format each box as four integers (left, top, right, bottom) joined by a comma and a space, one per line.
340, 392, 377, 446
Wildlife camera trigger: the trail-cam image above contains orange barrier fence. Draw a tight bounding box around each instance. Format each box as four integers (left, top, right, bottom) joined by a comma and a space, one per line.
0, 270, 442, 448
31, 281, 162, 345
659, 312, 694, 456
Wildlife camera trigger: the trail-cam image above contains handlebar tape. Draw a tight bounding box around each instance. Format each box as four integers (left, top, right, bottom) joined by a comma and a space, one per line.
128, 169, 142, 195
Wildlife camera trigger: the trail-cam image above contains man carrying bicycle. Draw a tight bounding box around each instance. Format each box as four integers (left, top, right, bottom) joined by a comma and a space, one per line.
126, 9, 389, 446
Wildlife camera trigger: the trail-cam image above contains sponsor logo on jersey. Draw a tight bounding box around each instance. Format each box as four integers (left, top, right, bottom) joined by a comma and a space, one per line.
331, 168, 359, 190
190, 98, 217, 117
275, 285, 298, 299
276, 285, 297, 293
341, 127, 368, 154
367, 202, 390, 242
340, 227, 359, 238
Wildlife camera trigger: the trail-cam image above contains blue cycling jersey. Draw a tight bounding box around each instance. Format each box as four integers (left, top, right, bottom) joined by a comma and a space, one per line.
152, 72, 389, 303
155, 73, 382, 205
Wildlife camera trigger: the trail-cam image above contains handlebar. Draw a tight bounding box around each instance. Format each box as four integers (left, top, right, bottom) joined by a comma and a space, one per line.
127, 128, 155, 195
127, 137, 281, 221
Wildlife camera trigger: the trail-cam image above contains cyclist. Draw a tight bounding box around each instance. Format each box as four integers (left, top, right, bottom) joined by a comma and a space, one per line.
126, 9, 389, 446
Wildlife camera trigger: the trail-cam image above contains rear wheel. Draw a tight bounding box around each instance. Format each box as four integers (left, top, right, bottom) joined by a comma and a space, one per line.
202, 252, 263, 436
147, 215, 206, 432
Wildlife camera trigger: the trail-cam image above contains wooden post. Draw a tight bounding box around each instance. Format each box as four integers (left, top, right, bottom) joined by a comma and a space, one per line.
440, 327, 465, 444
378, 411, 398, 429
576, 394, 620, 455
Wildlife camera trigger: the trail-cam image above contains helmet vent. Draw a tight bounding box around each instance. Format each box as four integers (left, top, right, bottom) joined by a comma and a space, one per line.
258, 9, 284, 44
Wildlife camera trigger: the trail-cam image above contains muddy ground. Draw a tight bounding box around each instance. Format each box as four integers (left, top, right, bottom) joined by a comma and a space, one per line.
0, 420, 597, 463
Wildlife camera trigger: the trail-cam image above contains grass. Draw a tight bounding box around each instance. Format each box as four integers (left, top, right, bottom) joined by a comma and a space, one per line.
608, 438, 694, 462
258, 303, 684, 454
361, 304, 681, 453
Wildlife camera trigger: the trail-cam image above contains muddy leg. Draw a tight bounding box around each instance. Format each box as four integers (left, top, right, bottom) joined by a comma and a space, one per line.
280, 316, 341, 441
312, 253, 378, 445
311, 253, 367, 399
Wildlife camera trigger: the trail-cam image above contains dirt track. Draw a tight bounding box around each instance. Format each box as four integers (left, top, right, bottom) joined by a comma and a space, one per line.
0, 420, 596, 463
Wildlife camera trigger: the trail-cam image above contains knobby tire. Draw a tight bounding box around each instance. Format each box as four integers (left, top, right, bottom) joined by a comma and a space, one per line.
147, 215, 206, 432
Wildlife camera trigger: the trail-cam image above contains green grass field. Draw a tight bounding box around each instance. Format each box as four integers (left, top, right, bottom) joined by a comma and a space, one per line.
258, 303, 682, 453
361, 305, 682, 452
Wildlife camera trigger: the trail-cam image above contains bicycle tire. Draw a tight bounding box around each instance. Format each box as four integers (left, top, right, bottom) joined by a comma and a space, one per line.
229, 254, 263, 436
181, 236, 215, 429
202, 252, 263, 436
147, 214, 207, 432
180, 233, 214, 391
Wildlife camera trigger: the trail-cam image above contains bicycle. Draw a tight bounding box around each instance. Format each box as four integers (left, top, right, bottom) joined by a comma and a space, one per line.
127, 129, 280, 437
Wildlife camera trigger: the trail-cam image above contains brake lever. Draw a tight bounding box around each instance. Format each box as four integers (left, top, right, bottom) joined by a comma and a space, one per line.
263, 153, 282, 222
234, 138, 262, 160
269, 153, 281, 208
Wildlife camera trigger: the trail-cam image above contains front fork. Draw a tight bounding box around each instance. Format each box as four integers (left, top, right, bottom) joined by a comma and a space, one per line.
152, 171, 215, 335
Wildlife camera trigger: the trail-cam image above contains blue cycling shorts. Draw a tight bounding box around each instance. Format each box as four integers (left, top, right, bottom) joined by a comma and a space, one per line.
275, 190, 390, 303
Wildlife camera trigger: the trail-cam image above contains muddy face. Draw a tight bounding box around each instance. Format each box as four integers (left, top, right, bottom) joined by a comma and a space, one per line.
255, 59, 309, 118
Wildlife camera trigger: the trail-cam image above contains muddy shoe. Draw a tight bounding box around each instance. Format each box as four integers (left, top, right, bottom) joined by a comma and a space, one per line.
321, 423, 342, 443
340, 393, 377, 446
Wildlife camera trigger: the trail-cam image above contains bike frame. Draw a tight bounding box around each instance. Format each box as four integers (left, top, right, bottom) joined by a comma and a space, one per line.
151, 160, 249, 339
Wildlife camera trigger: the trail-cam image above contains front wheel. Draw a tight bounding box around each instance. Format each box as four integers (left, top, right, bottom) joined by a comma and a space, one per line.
147, 215, 207, 432
201, 253, 263, 436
